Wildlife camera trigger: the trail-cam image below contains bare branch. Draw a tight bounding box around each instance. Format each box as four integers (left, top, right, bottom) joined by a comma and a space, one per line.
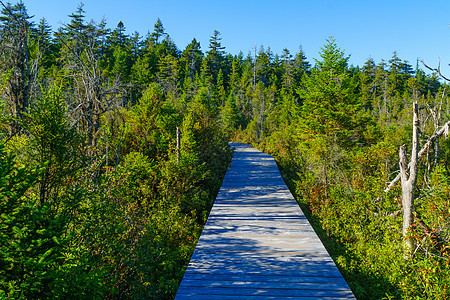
384, 121, 450, 193
55, 36, 94, 79
420, 58, 450, 82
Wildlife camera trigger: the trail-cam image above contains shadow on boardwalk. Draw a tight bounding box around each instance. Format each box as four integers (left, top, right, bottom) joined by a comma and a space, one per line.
176, 143, 356, 299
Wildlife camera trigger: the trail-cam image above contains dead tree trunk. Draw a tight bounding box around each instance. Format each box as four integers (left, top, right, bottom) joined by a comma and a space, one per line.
400, 104, 419, 252
382, 115, 450, 257
398, 105, 419, 255
399, 102, 420, 255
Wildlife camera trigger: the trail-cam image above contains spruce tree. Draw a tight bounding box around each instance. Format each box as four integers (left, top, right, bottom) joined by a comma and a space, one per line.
298, 37, 362, 146
149, 18, 166, 45
296, 37, 366, 191
221, 94, 239, 138
180, 38, 203, 83
205, 30, 225, 83
281, 48, 294, 92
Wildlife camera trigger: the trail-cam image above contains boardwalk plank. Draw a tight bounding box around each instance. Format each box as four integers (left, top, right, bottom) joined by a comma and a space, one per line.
178, 280, 352, 291
182, 268, 343, 278
177, 286, 354, 297
181, 273, 349, 284
176, 296, 350, 300
175, 143, 355, 299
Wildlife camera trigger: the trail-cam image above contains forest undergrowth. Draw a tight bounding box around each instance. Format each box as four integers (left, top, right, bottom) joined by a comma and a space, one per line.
1, 2, 449, 299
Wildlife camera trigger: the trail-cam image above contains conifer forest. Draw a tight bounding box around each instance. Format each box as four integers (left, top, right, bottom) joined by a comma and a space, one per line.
1, 2, 450, 299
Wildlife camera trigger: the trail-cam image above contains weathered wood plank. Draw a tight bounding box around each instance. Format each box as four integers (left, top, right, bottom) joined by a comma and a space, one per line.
175, 143, 355, 299
189, 249, 333, 259
177, 286, 355, 298
186, 259, 341, 271
177, 294, 352, 300
181, 273, 348, 284
177, 280, 352, 292
188, 254, 336, 264
182, 267, 343, 278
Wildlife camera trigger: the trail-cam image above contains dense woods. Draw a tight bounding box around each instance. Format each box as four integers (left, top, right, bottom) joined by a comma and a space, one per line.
0, 2, 449, 299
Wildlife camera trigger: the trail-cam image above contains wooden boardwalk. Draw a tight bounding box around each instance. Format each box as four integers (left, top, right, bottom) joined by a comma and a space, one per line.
175, 143, 355, 299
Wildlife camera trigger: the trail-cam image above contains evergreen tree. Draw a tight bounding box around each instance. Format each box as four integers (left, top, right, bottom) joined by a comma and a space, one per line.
250, 82, 267, 141
102, 22, 133, 81
293, 46, 311, 81
130, 31, 142, 59
296, 37, 366, 189
215, 68, 226, 105
299, 38, 364, 142
55, 3, 91, 50
0, 84, 95, 298
229, 57, 241, 95
255, 46, 275, 87
110, 21, 128, 48
281, 48, 294, 92
29, 18, 57, 78
0, 142, 52, 298
387, 52, 414, 97
205, 30, 225, 83
221, 94, 239, 138
25, 85, 86, 205
132, 50, 157, 86
359, 57, 377, 110
180, 38, 203, 83
149, 18, 166, 45
157, 54, 179, 97
207, 30, 225, 56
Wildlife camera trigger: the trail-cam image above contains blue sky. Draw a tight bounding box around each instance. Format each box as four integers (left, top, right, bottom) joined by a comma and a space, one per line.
19, 0, 450, 74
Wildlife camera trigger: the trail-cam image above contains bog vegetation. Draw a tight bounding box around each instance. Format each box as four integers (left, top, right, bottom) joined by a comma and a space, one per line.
0, 2, 449, 299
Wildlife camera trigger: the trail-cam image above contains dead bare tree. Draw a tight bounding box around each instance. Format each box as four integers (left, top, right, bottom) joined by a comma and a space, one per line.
0, 1, 32, 134
381, 58, 450, 257
399, 102, 420, 254
381, 105, 449, 257
384, 120, 450, 194
57, 21, 123, 146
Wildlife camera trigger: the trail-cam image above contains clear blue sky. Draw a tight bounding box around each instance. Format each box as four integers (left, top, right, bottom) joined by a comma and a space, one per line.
19, 0, 450, 74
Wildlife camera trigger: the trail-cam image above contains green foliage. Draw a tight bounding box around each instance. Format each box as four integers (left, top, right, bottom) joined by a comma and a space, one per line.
121, 83, 181, 158
73, 152, 198, 299
1, 3, 449, 298
0, 140, 103, 299
257, 38, 450, 300
0, 142, 40, 298
292, 37, 373, 203
76, 82, 231, 298
221, 94, 240, 138
298, 37, 364, 145
25, 84, 86, 205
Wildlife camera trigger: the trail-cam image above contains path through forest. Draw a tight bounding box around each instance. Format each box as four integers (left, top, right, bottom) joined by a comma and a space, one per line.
175, 143, 355, 299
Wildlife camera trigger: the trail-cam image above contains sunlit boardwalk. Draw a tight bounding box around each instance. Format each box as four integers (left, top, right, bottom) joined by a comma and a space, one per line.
175, 143, 355, 299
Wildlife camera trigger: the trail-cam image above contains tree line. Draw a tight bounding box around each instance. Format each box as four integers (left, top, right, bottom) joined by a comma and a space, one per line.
0, 1, 449, 299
